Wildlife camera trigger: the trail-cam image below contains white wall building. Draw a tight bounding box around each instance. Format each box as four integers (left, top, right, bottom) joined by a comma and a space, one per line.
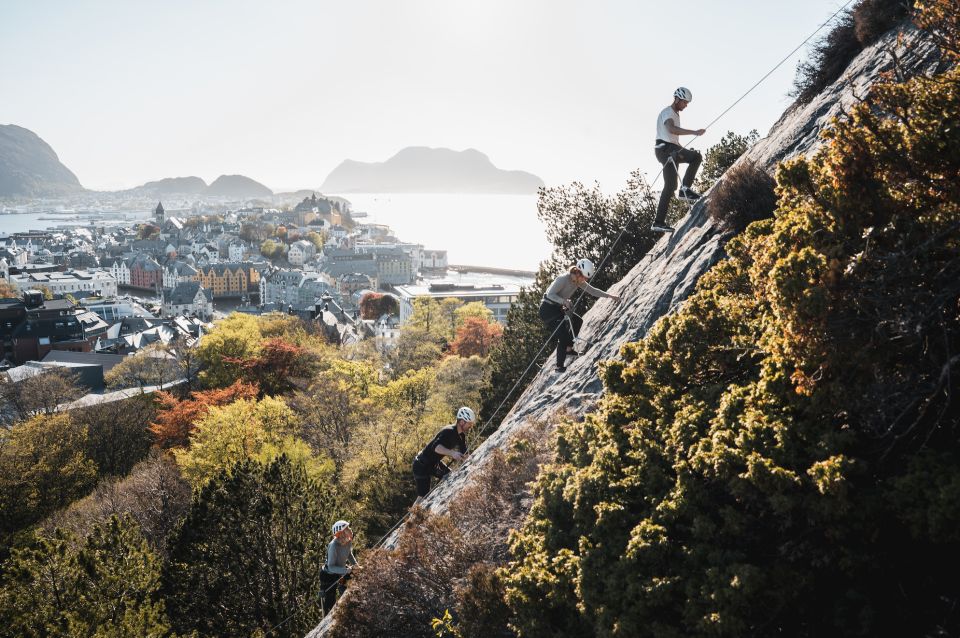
393, 282, 521, 324
109, 258, 131, 286
421, 249, 448, 271
9, 269, 118, 298
162, 281, 214, 320
163, 261, 199, 289
228, 243, 246, 262
287, 240, 317, 266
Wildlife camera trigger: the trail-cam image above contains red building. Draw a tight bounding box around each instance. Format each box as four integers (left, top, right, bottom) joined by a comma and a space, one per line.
129, 256, 163, 290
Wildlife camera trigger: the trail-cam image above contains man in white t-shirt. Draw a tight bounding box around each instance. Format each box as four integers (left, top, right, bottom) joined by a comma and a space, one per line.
652, 86, 707, 233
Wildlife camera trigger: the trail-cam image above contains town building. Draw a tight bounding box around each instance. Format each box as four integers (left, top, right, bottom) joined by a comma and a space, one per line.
337, 272, 375, 297
196, 262, 261, 298
8, 269, 118, 298
392, 282, 522, 324
162, 281, 213, 320
287, 239, 317, 266
421, 249, 448, 272
163, 260, 199, 289
260, 269, 337, 311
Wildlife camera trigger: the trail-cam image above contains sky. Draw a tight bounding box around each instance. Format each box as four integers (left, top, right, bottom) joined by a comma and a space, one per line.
1, 0, 849, 193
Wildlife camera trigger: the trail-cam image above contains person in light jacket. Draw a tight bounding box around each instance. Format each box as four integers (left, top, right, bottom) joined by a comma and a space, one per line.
320, 519, 358, 614
539, 258, 620, 372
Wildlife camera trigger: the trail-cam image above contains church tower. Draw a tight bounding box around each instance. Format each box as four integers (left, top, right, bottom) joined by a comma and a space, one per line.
155, 201, 165, 225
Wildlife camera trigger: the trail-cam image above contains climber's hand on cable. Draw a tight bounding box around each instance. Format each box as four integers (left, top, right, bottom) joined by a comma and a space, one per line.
696, 128, 707, 136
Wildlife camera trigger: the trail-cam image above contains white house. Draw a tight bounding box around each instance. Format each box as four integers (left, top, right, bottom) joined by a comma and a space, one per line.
287, 239, 317, 266
421, 249, 448, 271
163, 261, 199, 289
109, 258, 131, 286
199, 244, 220, 263
228, 242, 246, 262
162, 281, 214, 320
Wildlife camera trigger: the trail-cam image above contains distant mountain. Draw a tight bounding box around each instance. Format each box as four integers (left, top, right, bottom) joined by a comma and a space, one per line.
320, 147, 544, 194
0, 124, 84, 197
138, 176, 208, 195
205, 174, 273, 198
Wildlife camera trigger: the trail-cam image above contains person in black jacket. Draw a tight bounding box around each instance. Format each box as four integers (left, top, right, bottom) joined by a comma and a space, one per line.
411, 406, 476, 506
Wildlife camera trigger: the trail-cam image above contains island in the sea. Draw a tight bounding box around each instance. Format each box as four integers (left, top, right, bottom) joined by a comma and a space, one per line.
320, 146, 544, 194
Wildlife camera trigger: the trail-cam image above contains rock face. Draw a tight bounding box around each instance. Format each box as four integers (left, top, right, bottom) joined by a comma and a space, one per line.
0, 125, 83, 197
319, 146, 544, 194
205, 174, 273, 198
306, 24, 942, 638
138, 176, 208, 195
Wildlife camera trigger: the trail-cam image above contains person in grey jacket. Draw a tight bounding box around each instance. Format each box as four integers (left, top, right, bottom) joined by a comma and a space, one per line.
539, 258, 620, 372
320, 520, 358, 614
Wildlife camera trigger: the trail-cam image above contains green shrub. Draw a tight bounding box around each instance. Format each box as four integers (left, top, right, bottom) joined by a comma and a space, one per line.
505, 22, 960, 636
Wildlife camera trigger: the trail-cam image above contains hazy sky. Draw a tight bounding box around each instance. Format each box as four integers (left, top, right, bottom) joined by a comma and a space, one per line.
2, 0, 847, 192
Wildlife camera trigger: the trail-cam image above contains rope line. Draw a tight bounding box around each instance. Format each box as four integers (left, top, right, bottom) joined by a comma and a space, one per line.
256, 3, 857, 634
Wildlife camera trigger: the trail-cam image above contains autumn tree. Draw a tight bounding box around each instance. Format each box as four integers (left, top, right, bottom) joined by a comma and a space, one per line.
196, 312, 264, 388
163, 456, 337, 638
173, 395, 329, 488
0, 413, 97, 546
138, 223, 160, 239
223, 337, 317, 396
150, 380, 259, 449
360, 292, 399, 319
0, 279, 17, 298
450, 316, 504, 357
306, 230, 327, 249
290, 359, 377, 477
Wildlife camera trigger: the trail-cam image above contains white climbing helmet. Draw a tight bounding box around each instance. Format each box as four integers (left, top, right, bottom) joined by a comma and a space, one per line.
674, 86, 693, 102
332, 520, 350, 535
456, 406, 476, 423
575, 258, 595, 279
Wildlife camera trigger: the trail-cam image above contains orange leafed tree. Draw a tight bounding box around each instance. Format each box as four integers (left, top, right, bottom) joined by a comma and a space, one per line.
150, 380, 258, 448
449, 316, 504, 358
223, 338, 315, 396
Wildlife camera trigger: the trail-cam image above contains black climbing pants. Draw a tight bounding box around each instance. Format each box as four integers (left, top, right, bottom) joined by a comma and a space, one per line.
412, 457, 451, 498
654, 141, 702, 224
539, 299, 582, 368
320, 569, 350, 614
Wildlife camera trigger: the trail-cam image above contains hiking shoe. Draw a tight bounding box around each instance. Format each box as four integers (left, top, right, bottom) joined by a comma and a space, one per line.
555, 365, 567, 373
678, 186, 702, 202
650, 223, 675, 233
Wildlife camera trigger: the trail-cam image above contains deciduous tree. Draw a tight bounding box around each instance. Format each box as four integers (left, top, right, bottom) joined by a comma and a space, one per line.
450, 316, 503, 358
151, 380, 259, 449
